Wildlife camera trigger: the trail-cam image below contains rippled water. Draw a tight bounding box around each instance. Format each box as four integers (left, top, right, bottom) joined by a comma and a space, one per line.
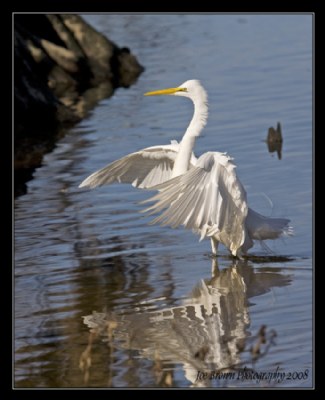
14, 14, 313, 388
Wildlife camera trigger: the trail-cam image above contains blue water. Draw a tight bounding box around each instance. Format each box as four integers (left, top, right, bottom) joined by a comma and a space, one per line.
15, 14, 313, 388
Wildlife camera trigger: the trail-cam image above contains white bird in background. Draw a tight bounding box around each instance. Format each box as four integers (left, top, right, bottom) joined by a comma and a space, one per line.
79, 80, 292, 257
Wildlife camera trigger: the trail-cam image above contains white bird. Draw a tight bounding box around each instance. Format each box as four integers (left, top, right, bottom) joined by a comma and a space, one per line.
79, 80, 292, 257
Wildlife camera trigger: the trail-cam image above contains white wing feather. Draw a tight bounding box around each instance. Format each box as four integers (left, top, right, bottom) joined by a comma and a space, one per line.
142, 152, 248, 256
79, 143, 197, 189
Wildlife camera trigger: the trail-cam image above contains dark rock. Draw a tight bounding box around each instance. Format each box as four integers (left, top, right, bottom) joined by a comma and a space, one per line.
14, 14, 144, 196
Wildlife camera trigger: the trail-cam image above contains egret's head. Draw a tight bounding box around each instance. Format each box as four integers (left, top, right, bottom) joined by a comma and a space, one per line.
144, 79, 207, 105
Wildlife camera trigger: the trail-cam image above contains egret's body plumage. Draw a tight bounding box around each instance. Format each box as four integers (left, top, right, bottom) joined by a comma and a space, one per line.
80, 80, 292, 257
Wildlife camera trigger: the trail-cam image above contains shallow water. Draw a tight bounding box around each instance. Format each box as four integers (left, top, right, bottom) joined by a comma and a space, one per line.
14, 14, 313, 388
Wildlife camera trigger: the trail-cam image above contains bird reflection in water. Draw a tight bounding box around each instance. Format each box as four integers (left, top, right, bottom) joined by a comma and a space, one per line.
81, 258, 292, 387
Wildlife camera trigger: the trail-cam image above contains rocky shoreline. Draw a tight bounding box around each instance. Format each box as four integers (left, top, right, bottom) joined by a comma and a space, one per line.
14, 14, 144, 196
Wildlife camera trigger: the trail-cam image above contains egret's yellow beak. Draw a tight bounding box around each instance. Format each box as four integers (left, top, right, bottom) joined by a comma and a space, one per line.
144, 87, 187, 96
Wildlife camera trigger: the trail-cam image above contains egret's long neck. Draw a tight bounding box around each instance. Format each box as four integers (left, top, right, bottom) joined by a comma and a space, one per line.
172, 96, 208, 178
171, 135, 196, 178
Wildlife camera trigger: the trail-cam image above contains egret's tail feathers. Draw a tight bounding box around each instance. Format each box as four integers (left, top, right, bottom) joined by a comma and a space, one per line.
282, 224, 294, 237
246, 208, 293, 241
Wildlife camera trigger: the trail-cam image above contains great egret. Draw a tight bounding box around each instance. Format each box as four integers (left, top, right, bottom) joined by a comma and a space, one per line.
79, 80, 292, 257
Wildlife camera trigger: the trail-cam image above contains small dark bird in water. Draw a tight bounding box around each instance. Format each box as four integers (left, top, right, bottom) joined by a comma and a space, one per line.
266, 122, 283, 159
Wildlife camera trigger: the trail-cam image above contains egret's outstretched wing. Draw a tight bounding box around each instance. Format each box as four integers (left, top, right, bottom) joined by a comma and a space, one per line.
79, 144, 196, 189
142, 152, 248, 256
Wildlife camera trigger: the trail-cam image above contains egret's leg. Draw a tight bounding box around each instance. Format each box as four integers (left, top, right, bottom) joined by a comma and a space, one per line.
211, 258, 220, 277
210, 237, 219, 255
